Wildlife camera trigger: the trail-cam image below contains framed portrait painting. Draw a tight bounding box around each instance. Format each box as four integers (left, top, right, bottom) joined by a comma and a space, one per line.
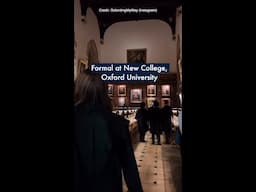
147, 85, 156, 96
161, 98, 171, 107
130, 89, 142, 103
117, 85, 126, 96
147, 97, 156, 108
107, 84, 114, 96
127, 48, 146, 63
118, 97, 126, 107
77, 58, 88, 77
161, 85, 170, 96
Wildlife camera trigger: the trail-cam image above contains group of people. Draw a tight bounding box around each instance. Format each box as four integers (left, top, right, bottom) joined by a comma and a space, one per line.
135, 100, 175, 145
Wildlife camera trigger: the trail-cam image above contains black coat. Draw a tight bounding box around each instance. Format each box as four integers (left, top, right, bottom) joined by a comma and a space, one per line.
161, 106, 173, 133
74, 103, 143, 192
148, 106, 162, 134
135, 108, 148, 133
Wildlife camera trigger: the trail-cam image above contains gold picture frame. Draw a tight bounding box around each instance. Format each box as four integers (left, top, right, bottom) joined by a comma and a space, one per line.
107, 84, 114, 96
161, 98, 171, 107
147, 85, 157, 96
77, 58, 88, 76
130, 88, 143, 103
147, 97, 156, 108
118, 97, 126, 107
117, 85, 126, 96
127, 48, 146, 63
161, 84, 170, 96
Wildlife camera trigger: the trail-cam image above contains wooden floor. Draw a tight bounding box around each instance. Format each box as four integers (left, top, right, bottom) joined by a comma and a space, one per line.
123, 132, 182, 192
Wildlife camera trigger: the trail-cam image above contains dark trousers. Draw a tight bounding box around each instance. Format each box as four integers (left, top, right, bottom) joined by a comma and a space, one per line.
165, 131, 171, 144
138, 121, 147, 142
139, 130, 146, 142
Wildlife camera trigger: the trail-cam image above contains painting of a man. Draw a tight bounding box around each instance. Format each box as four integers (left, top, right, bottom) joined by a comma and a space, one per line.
118, 85, 126, 96
161, 85, 170, 96
107, 84, 113, 96
127, 49, 146, 63
147, 85, 156, 96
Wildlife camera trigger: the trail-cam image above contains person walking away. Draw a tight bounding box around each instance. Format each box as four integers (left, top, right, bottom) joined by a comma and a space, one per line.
161, 104, 173, 144
148, 100, 162, 145
74, 71, 143, 192
135, 102, 148, 142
